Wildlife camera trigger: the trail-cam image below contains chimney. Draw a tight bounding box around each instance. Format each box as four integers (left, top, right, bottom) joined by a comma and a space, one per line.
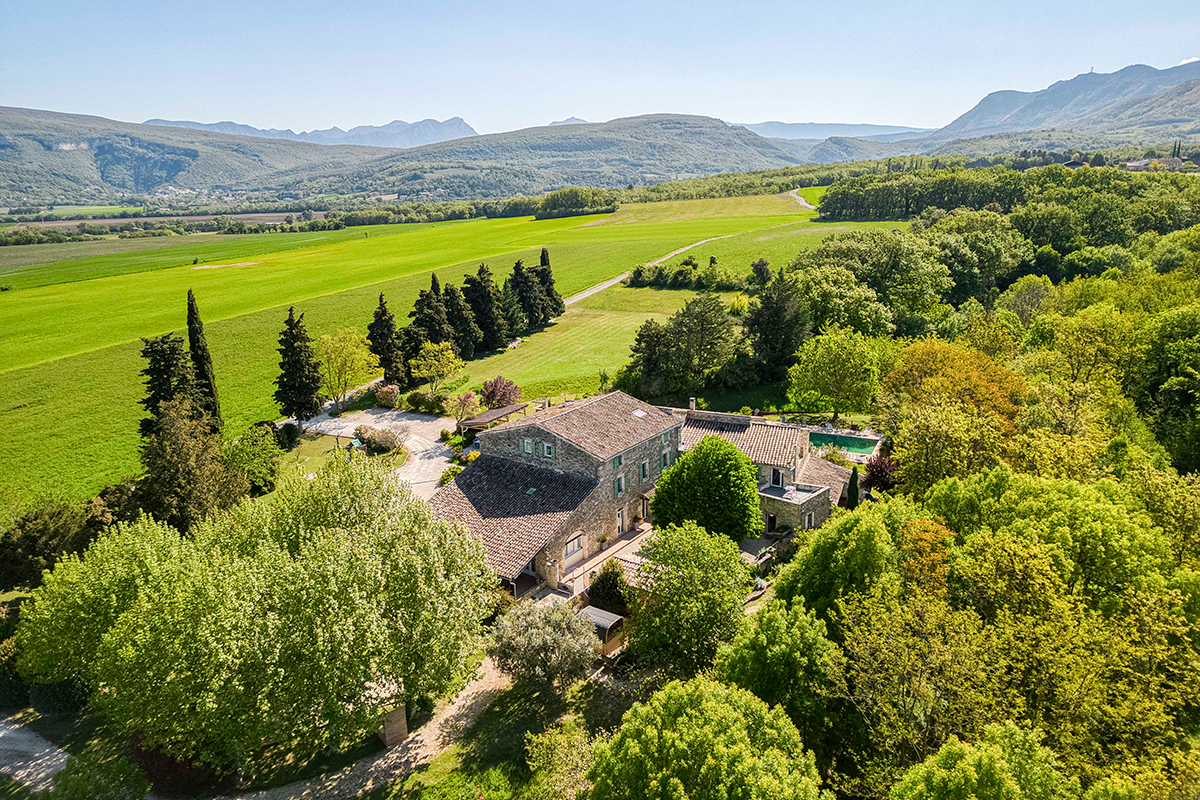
688, 397, 696, 411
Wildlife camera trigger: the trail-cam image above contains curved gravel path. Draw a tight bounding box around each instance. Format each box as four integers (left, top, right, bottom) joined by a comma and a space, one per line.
215, 659, 509, 800
789, 187, 818, 210
0, 715, 70, 793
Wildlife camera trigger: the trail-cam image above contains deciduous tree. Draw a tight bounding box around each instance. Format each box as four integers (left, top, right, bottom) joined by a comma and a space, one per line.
588, 677, 823, 800
787, 324, 879, 421
410, 341, 463, 396
489, 601, 597, 692
628, 522, 751, 675
651, 435, 763, 541
316, 328, 377, 412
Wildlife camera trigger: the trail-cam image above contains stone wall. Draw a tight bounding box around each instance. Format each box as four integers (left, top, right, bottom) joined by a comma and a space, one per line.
759, 485, 831, 532
533, 422, 683, 587
476, 425, 599, 477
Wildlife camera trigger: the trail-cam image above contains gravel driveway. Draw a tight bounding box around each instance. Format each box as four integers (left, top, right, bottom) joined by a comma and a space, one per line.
0, 715, 70, 793
303, 407, 457, 500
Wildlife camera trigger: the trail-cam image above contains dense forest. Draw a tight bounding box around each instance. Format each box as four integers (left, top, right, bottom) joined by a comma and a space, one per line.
599, 162, 1200, 797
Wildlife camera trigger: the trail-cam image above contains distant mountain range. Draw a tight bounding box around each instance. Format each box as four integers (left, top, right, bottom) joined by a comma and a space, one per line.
144, 117, 477, 148
1, 62, 1197, 205
738, 121, 932, 140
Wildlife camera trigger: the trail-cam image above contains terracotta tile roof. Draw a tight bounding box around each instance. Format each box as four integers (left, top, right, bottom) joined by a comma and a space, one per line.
485, 391, 678, 460
798, 454, 852, 503
673, 410, 807, 469
429, 455, 598, 580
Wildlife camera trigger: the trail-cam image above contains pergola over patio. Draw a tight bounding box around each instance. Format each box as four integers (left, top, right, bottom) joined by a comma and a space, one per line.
458, 402, 530, 432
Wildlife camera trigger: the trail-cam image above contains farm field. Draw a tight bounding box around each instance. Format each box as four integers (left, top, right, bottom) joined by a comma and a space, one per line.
6, 204, 143, 217
0, 194, 839, 503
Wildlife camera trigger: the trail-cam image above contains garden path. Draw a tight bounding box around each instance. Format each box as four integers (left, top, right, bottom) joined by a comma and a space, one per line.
0, 713, 70, 793
215, 658, 509, 800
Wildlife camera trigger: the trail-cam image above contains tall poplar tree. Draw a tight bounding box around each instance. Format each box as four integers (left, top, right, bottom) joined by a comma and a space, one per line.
274, 307, 324, 423
463, 264, 507, 351
186, 289, 221, 432
139, 333, 194, 438
534, 247, 566, 316
367, 293, 403, 385
443, 283, 483, 360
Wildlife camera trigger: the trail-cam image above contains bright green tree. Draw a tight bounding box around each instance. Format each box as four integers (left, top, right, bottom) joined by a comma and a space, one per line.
588, 677, 823, 800
787, 324, 880, 421
714, 598, 843, 760
890, 722, 1080, 800
893, 399, 1003, 497
317, 327, 378, 412
628, 522, 751, 675
410, 340, 464, 396
651, 435, 763, 541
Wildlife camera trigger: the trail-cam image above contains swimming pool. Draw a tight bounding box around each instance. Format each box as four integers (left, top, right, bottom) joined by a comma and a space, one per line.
808, 431, 880, 455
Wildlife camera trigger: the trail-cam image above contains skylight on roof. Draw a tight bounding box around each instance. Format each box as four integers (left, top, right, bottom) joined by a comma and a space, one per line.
525, 487, 538, 495
631, 409, 647, 418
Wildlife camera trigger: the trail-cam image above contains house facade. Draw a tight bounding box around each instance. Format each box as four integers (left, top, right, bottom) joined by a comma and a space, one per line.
429, 391, 851, 595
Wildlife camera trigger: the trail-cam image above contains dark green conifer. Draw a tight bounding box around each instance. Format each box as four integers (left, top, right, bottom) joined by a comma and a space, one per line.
534, 247, 566, 316
186, 289, 221, 432
274, 307, 324, 422
443, 283, 483, 360
511, 260, 552, 329
463, 263, 507, 350
847, 466, 860, 510
500, 278, 528, 339
409, 274, 456, 346
367, 293, 403, 385
139, 333, 194, 438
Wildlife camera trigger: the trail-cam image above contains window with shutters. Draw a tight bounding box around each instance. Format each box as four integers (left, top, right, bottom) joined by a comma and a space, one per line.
640, 460, 649, 482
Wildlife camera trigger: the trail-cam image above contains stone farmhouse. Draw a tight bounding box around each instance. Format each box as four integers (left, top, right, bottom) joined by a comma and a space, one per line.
429, 391, 856, 596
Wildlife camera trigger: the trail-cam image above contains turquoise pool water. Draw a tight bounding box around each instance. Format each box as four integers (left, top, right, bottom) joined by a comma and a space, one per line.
808, 431, 879, 455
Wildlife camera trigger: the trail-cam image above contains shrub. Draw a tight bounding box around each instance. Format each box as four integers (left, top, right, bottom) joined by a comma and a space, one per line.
277, 422, 302, 451
462, 450, 481, 464
375, 383, 401, 409
864, 452, 897, 491
0, 636, 27, 709
28, 678, 89, 716
482, 375, 521, 408
489, 601, 598, 692
406, 390, 431, 412
223, 425, 283, 495
588, 559, 631, 616
439, 465, 463, 486
0, 503, 94, 593
728, 294, 749, 316
526, 718, 605, 800
439, 428, 453, 442
50, 748, 150, 800
354, 425, 406, 454
740, 406, 753, 415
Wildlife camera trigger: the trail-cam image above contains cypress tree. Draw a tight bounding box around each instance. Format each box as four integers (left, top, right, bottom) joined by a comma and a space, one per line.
367, 293, 403, 385
274, 307, 324, 423
186, 289, 221, 432
534, 247, 566, 316
139, 332, 194, 438
409, 274, 456, 346
500, 278, 528, 339
511, 260, 552, 329
847, 466, 860, 510
443, 283, 483, 360
463, 263, 507, 351
397, 324, 428, 386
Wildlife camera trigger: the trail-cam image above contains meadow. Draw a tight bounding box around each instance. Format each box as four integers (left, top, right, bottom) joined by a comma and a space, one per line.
1, 194, 832, 504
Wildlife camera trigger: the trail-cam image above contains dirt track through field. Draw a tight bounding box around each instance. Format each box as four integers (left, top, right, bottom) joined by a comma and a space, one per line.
564, 217, 810, 306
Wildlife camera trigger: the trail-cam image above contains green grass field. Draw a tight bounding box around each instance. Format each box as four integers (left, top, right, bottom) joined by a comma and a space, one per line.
14, 204, 143, 218
0, 194, 889, 505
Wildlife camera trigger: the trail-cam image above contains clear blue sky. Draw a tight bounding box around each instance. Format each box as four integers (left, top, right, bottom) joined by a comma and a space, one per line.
3, 0, 1198, 134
